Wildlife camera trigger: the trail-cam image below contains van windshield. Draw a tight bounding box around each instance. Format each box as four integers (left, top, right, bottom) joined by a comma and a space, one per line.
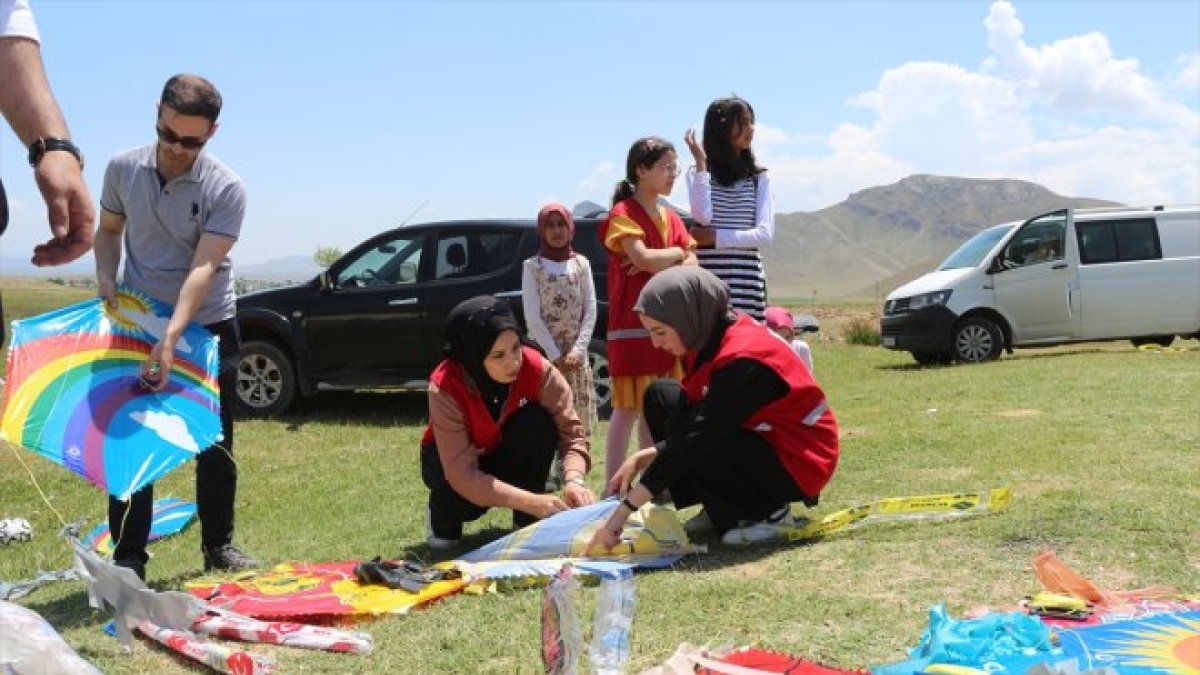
938, 225, 1014, 270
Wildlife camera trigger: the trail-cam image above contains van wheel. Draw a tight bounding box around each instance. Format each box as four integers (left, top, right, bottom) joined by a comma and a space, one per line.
235, 340, 297, 416
912, 351, 953, 366
952, 317, 1003, 363
1131, 335, 1175, 348
587, 341, 613, 420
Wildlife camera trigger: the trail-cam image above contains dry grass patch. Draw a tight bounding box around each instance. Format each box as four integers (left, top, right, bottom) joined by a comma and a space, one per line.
996, 408, 1041, 418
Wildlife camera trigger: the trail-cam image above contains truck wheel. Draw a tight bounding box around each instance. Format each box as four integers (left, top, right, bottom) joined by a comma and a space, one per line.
1130, 335, 1175, 348
588, 341, 613, 420
235, 340, 297, 416
952, 317, 1003, 363
912, 351, 953, 366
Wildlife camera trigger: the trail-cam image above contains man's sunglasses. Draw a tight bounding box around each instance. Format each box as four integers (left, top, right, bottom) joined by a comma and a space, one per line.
156, 125, 208, 150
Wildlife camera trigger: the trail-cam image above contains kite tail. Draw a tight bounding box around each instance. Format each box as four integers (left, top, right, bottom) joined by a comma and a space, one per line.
1033, 551, 1124, 609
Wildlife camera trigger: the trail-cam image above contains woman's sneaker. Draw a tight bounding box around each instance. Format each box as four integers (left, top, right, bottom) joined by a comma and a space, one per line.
425, 507, 461, 550
683, 509, 713, 535
719, 505, 794, 546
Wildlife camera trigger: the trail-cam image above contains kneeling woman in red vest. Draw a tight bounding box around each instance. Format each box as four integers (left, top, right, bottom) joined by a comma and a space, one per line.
422, 296, 597, 549
588, 266, 839, 549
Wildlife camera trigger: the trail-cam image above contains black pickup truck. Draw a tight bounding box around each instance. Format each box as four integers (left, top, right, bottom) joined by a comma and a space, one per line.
233, 216, 613, 416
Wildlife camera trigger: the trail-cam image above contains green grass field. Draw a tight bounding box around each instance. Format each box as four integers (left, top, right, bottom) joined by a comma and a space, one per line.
2, 280, 1197, 674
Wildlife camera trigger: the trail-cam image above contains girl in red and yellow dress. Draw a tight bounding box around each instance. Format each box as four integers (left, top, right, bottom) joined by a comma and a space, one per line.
599, 136, 697, 486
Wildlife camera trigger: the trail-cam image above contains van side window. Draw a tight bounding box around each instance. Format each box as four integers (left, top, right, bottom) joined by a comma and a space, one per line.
1002, 213, 1065, 268
1077, 218, 1161, 265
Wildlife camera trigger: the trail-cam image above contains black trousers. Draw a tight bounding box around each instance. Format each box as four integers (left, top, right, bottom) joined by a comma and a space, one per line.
643, 379, 809, 534
109, 318, 241, 564
421, 404, 557, 539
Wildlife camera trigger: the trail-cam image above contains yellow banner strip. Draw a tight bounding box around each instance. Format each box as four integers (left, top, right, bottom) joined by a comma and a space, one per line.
782, 486, 1013, 542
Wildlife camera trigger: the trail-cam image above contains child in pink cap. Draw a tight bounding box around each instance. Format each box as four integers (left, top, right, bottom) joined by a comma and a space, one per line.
764, 306, 813, 374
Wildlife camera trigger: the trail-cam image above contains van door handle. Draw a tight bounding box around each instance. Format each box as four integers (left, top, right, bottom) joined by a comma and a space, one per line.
388, 298, 418, 306
1051, 263, 1068, 269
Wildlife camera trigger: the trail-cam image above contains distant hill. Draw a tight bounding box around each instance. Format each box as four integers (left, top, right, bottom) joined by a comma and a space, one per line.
0, 253, 92, 278
237, 254, 321, 281
763, 174, 1120, 299
0, 252, 321, 283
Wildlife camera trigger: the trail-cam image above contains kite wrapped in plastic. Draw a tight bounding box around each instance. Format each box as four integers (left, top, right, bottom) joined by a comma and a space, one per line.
456, 499, 704, 589
2, 286, 222, 500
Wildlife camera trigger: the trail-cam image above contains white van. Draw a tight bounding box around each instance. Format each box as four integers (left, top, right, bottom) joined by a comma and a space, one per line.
880, 205, 1200, 364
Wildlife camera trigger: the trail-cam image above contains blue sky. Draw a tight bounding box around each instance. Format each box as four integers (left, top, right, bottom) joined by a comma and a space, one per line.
2, 0, 1197, 267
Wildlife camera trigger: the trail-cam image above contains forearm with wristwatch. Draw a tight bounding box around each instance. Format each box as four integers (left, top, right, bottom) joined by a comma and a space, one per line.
604, 484, 653, 536
28, 135, 83, 168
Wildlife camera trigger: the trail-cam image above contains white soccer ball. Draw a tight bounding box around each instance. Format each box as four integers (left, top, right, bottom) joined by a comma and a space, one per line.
0, 517, 33, 545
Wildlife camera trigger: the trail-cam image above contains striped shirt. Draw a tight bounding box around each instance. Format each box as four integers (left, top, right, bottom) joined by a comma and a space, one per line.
688, 169, 773, 320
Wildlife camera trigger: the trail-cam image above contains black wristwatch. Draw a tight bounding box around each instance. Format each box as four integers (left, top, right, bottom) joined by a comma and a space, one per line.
28, 137, 84, 169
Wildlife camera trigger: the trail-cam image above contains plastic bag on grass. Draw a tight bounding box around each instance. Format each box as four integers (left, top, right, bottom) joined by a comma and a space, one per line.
0, 599, 102, 675
542, 564, 584, 674
589, 570, 636, 675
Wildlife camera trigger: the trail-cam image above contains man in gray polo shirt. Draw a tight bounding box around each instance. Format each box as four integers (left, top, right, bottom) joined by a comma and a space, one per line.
94, 73, 256, 579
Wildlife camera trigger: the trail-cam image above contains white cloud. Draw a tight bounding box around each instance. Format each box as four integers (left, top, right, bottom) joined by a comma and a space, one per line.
1012, 126, 1199, 207
577, 160, 616, 199
751, 123, 802, 147
982, 1, 1193, 130
130, 410, 201, 454
1173, 52, 1200, 91
861, 60, 1035, 169
759, 126, 915, 212
574, 160, 626, 209
766, 0, 1199, 212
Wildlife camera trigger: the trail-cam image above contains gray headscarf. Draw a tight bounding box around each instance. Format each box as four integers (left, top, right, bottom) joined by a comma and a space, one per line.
634, 266, 731, 351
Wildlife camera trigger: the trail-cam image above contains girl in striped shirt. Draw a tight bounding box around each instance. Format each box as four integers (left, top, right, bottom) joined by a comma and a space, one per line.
684, 96, 773, 321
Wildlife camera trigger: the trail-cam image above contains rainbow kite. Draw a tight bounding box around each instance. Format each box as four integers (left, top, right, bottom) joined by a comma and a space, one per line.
84, 497, 197, 556
1, 287, 222, 500
1055, 610, 1200, 674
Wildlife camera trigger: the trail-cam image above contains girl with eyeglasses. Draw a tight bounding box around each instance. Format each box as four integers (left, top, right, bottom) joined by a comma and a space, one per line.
684, 96, 773, 321
599, 136, 698, 488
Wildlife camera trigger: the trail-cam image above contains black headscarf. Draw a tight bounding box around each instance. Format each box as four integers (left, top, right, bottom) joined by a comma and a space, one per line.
443, 295, 521, 416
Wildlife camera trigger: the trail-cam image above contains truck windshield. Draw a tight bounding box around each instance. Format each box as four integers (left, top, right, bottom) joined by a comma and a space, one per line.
938, 225, 1014, 270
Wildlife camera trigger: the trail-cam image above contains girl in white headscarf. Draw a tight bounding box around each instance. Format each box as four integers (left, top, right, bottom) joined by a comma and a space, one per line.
587, 267, 839, 548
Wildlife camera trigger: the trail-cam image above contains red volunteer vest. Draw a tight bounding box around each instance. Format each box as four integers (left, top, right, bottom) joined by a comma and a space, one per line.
682, 315, 839, 498
421, 345, 546, 453
600, 199, 692, 376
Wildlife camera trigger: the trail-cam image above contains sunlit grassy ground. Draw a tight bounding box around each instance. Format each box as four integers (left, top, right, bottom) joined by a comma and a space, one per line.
2, 281, 1197, 673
